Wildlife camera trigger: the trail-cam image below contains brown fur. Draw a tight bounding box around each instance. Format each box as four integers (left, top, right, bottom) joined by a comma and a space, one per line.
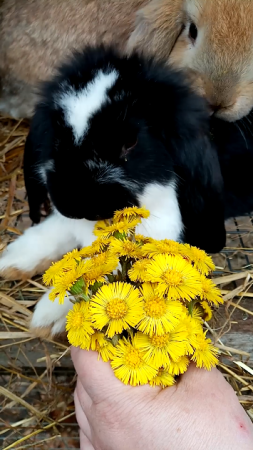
1, 0, 253, 121
129, 0, 253, 121
0, 258, 53, 280
0, 0, 146, 117
29, 323, 54, 339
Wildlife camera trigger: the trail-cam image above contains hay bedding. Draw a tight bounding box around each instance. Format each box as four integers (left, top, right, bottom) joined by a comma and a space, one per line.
0, 117, 252, 449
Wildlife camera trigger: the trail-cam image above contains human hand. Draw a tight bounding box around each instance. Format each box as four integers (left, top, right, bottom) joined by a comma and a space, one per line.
71, 347, 253, 450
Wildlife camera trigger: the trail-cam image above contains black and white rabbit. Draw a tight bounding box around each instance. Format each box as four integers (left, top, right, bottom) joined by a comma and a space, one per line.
0, 46, 226, 336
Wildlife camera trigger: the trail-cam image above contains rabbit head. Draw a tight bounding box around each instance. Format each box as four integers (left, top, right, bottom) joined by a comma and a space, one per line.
24, 46, 226, 253
127, 0, 253, 122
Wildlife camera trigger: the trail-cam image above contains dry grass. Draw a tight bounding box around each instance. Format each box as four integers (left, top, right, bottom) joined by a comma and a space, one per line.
0, 117, 252, 449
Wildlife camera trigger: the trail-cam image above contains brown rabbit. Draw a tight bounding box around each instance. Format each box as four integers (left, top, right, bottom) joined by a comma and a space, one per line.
1, 0, 253, 121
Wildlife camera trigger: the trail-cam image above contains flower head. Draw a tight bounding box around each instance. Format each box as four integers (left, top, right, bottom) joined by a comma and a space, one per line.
113, 206, 150, 222
49, 267, 83, 304
200, 275, 223, 305
94, 218, 141, 238
191, 332, 219, 370
149, 368, 175, 388
128, 259, 151, 282
66, 301, 94, 347
109, 238, 142, 259
135, 234, 154, 245
167, 355, 190, 376
135, 326, 189, 368
142, 239, 186, 258
80, 332, 116, 362
79, 238, 112, 258
183, 244, 215, 275
81, 252, 119, 289
145, 254, 202, 300
200, 301, 213, 321
179, 312, 203, 351
90, 282, 144, 338
63, 249, 82, 261
137, 283, 182, 336
43, 258, 77, 286
111, 336, 157, 386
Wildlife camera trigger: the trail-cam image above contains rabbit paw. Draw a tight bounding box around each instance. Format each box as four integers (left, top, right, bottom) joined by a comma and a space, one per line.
0, 242, 52, 280
30, 289, 73, 338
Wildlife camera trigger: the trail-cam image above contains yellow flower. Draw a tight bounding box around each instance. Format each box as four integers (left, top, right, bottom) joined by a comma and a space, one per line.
128, 259, 152, 282
63, 248, 82, 261
90, 251, 119, 272
49, 258, 102, 303
191, 332, 219, 370
135, 328, 189, 368
180, 312, 203, 351
66, 301, 94, 347
149, 368, 175, 388
183, 244, 215, 275
142, 239, 186, 258
135, 234, 154, 244
79, 238, 112, 258
145, 254, 202, 300
200, 275, 223, 306
94, 218, 141, 238
81, 252, 119, 289
90, 282, 144, 338
190, 306, 204, 325
167, 355, 190, 376
109, 238, 142, 259
137, 283, 183, 336
113, 206, 150, 222
80, 332, 116, 362
200, 301, 213, 321
49, 269, 81, 304
111, 336, 157, 386
43, 258, 77, 286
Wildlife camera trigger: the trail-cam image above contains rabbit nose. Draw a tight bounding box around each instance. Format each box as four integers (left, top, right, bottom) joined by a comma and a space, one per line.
208, 104, 221, 116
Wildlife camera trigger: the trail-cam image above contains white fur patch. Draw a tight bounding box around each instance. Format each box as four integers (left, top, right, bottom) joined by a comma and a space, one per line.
136, 181, 183, 241
37, 160, 55, 184
86, 159, 138, 192
58, 70, 118, 145
30, 288, 74, 332
0, 211, 96, 274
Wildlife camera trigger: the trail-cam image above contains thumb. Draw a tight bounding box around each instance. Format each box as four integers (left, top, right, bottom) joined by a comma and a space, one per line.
71, 346, 129, 402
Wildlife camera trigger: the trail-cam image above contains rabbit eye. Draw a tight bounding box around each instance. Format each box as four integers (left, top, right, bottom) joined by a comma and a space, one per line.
189, 22, 198, 43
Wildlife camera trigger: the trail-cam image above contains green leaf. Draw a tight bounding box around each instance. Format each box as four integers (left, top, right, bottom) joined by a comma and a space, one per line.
70, 278, 86, 295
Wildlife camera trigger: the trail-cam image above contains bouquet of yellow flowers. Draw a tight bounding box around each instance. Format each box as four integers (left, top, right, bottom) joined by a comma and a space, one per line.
43, 207, 223, 387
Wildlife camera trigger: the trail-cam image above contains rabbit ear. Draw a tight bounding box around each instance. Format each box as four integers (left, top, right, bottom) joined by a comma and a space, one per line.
127, 0, 184, 59
23, 112, 50, 224
137, 70, 226, 253
175, 132, 226, 254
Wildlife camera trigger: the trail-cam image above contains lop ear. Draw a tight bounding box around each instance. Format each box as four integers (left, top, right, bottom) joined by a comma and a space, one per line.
23, 107, 51, 224
138, 71, 226, 253
175, 133, 226, 254
126, 0, 184, 59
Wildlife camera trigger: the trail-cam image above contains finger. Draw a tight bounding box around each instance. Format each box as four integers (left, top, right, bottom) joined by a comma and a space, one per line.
80, 429, 95, 450
74, 384, 92, 441
76, 377, 93, 412
71, 346, 127, 402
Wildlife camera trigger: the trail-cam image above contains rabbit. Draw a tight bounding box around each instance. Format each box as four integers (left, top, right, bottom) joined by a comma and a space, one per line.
1, 0, 253, 122
0, 46, 226, 337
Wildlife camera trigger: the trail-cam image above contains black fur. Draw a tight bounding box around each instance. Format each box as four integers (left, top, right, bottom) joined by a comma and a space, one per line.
211, 115, 253, 220
24, 46, 226, 254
